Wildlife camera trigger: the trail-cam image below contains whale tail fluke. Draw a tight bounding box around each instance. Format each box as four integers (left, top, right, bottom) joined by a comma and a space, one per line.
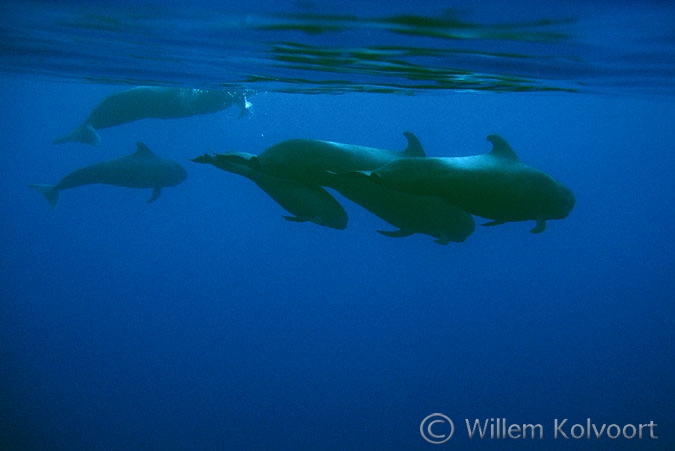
191, 152, 260, 174
28, 184, 59, 209
216, 153, 256, 167
191, 153, 215, 164
53, 124, 101, 146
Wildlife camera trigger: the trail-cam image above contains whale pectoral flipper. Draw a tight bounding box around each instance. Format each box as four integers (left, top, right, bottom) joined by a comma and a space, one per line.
530, 217, 547, 234
284, 215, 336, 227
283, 215, 307, 223
482, 220, 506, 227
377, 229, 414, 238
147, 187, 162, 204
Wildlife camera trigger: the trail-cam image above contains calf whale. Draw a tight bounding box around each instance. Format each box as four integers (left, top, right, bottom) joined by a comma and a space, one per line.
327, 174, 475, 244
356, 135, 574, 233
53, 86, 252, 146
192, 152, 348, 230
29, 142, 187, 208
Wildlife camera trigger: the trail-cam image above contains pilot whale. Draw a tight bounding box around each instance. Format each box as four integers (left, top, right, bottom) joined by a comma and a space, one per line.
238, 132, 426, 185
29, 142, 187, 208
327, 174, 475, 244
200, 133, 474, 243
192, 152, 348, 230
53, 86, 252, 146
356, 135, 574, 233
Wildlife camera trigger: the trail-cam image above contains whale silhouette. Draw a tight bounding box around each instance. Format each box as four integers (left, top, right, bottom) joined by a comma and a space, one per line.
192, 152, 348, 230
197, 133, 475, 243
326, 174, 475, 244
53, 86, 252, 146
355, 135, 574, 233
246, 132, 426, 185
29, 142, 187, 208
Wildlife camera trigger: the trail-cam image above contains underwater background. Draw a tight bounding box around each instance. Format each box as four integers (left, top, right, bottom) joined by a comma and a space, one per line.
1, 0, 673, 449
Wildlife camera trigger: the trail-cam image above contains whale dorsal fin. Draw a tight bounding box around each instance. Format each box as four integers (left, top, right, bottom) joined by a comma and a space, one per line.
487, 134, 518, 160
134, 142, 155, 157
402, 132, 425, 157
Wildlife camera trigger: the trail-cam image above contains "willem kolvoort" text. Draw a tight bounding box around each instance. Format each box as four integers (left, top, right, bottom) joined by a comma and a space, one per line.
464, 418, 658, 440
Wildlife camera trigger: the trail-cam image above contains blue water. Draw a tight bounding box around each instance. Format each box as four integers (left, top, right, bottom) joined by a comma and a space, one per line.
1, 1, 674, 450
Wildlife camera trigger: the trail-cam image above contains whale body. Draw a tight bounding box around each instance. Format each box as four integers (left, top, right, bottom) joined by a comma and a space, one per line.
360, 135, 575, 233
192, 152, 348, 230
53, 86, 252, 146
249, 132, 426, 185
198, 133, 475, 242
327, 174, 475, 244
29, 142, 187, 208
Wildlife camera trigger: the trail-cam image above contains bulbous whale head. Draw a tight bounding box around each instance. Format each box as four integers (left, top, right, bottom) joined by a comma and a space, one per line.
547, 182, 575, 220
167, 162, 188, 186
